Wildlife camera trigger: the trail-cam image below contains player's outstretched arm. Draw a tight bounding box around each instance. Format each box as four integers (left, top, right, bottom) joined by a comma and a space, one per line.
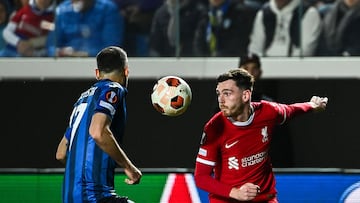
56, 136, 68, 164
308, 96, 328, 112
89, 112, 142, 184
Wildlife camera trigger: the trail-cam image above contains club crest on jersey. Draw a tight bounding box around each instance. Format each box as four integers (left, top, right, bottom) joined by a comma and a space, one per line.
105, 91, 118, 104
262, 126, 269, 143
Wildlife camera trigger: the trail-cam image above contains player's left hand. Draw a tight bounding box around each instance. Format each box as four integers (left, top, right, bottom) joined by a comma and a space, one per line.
124, 164, 142, 185
309, 96, 328, 112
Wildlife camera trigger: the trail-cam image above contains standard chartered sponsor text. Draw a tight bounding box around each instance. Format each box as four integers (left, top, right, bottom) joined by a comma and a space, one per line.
241, 151, 267, 167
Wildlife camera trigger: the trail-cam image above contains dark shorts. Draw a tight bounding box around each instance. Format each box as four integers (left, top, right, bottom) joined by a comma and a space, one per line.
98, 196, 133, 203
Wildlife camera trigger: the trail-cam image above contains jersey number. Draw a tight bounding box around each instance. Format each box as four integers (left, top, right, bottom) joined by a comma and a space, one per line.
68, 103, 87, 150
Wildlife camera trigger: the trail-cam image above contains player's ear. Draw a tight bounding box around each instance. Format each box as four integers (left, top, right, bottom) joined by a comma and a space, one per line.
95, 68, 100, 80
242, 89, 251, 102
124, 67, 129, 77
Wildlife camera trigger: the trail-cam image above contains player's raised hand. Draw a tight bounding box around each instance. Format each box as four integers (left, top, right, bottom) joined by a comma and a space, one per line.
124, 164, 142, 185
229, 182, 260, 201
309, 96, 328, 112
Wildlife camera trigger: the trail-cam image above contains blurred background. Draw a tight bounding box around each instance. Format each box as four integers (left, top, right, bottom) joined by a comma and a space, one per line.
0, 0, 360, 202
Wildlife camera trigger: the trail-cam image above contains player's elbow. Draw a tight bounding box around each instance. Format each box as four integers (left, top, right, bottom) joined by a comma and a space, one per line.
194, 173, 208, 190
89, 126, 105, 144
193, 169, 206, 187
89, 128, 100, 141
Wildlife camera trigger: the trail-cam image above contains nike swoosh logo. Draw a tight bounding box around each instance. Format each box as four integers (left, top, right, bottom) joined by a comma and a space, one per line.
225, 141, 239, 149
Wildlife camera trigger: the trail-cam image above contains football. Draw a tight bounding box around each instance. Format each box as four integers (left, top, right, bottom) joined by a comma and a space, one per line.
151, 76, 192, 116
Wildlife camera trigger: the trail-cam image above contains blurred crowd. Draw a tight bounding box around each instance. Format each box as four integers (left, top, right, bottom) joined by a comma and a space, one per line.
0, 0, 359, 57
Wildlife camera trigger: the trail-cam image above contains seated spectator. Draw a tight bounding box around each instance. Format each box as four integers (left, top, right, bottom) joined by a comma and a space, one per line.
193, 0, 256, 57
149, 0, 207, 57
0, 0, 55, 57
0, 0, 10, 51
47, 0, 124, 57
318, 0, 360, 56
117, 0, 163, 56
248, 0, 322, 57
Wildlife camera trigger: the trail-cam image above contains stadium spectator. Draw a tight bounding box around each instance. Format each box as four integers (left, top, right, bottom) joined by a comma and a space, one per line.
193, 0, 256, 57
248, 0, 322, 56
238, 53, 273, 102
318, 0, 360, 56
46, 0, 124, 57
149, 0, 207, 57
0, 0, 55, 57
307, 0, 335, 17
194, 68, 328, 202
116, 0, 163, 56
0, 0, 10, 51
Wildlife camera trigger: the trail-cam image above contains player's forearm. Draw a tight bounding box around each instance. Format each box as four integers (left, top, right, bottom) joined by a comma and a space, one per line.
194, 163, 233, 198
93, 127, 133, 168
195, 174, 233, 197
56, 136, 68, 164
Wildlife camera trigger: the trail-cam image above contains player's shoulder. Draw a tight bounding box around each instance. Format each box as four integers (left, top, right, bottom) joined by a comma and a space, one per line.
205, 112, 225, 132
202, 112, 225, 143
252, 100, 283, 115
252, 100, 278, 109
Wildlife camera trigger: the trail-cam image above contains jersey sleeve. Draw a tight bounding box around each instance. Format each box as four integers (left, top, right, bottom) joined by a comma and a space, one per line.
194, 161, 234, 198
64, 127, 71, 140
195, 116, 222, 167
267, 101, 313, 124
95, 82, 125, 119
194, 114, 234, 198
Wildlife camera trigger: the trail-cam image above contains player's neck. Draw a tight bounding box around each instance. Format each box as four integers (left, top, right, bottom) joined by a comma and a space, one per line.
233, 105, 252, 122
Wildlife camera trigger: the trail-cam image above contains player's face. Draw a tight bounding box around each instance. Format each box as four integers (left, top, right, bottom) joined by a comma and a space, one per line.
216, 79, 246, 117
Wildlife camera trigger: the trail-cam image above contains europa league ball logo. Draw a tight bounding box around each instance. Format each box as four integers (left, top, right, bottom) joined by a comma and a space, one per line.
339, 182, 360, 203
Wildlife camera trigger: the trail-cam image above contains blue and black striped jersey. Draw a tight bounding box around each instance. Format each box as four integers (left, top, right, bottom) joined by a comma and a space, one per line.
63, 79, 127, 203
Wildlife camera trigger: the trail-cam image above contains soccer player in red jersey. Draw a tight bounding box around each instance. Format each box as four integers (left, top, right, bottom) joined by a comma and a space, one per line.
194, 69, 328, 203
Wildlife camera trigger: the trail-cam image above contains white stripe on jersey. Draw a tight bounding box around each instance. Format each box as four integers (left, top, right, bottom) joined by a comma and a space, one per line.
196, 157, 216, 166
99, 100, 115, 116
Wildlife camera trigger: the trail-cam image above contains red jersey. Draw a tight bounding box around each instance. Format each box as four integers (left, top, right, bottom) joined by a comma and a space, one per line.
195, 100, 313, 202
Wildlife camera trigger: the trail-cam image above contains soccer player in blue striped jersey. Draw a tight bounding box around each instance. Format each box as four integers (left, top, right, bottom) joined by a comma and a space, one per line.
56, 46, 142, 203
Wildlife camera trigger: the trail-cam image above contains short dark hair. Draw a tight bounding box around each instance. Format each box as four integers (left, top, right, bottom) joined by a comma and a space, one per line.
217, 69, 254, 91
238, 53, 261, 69
96, 46, 127, 73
